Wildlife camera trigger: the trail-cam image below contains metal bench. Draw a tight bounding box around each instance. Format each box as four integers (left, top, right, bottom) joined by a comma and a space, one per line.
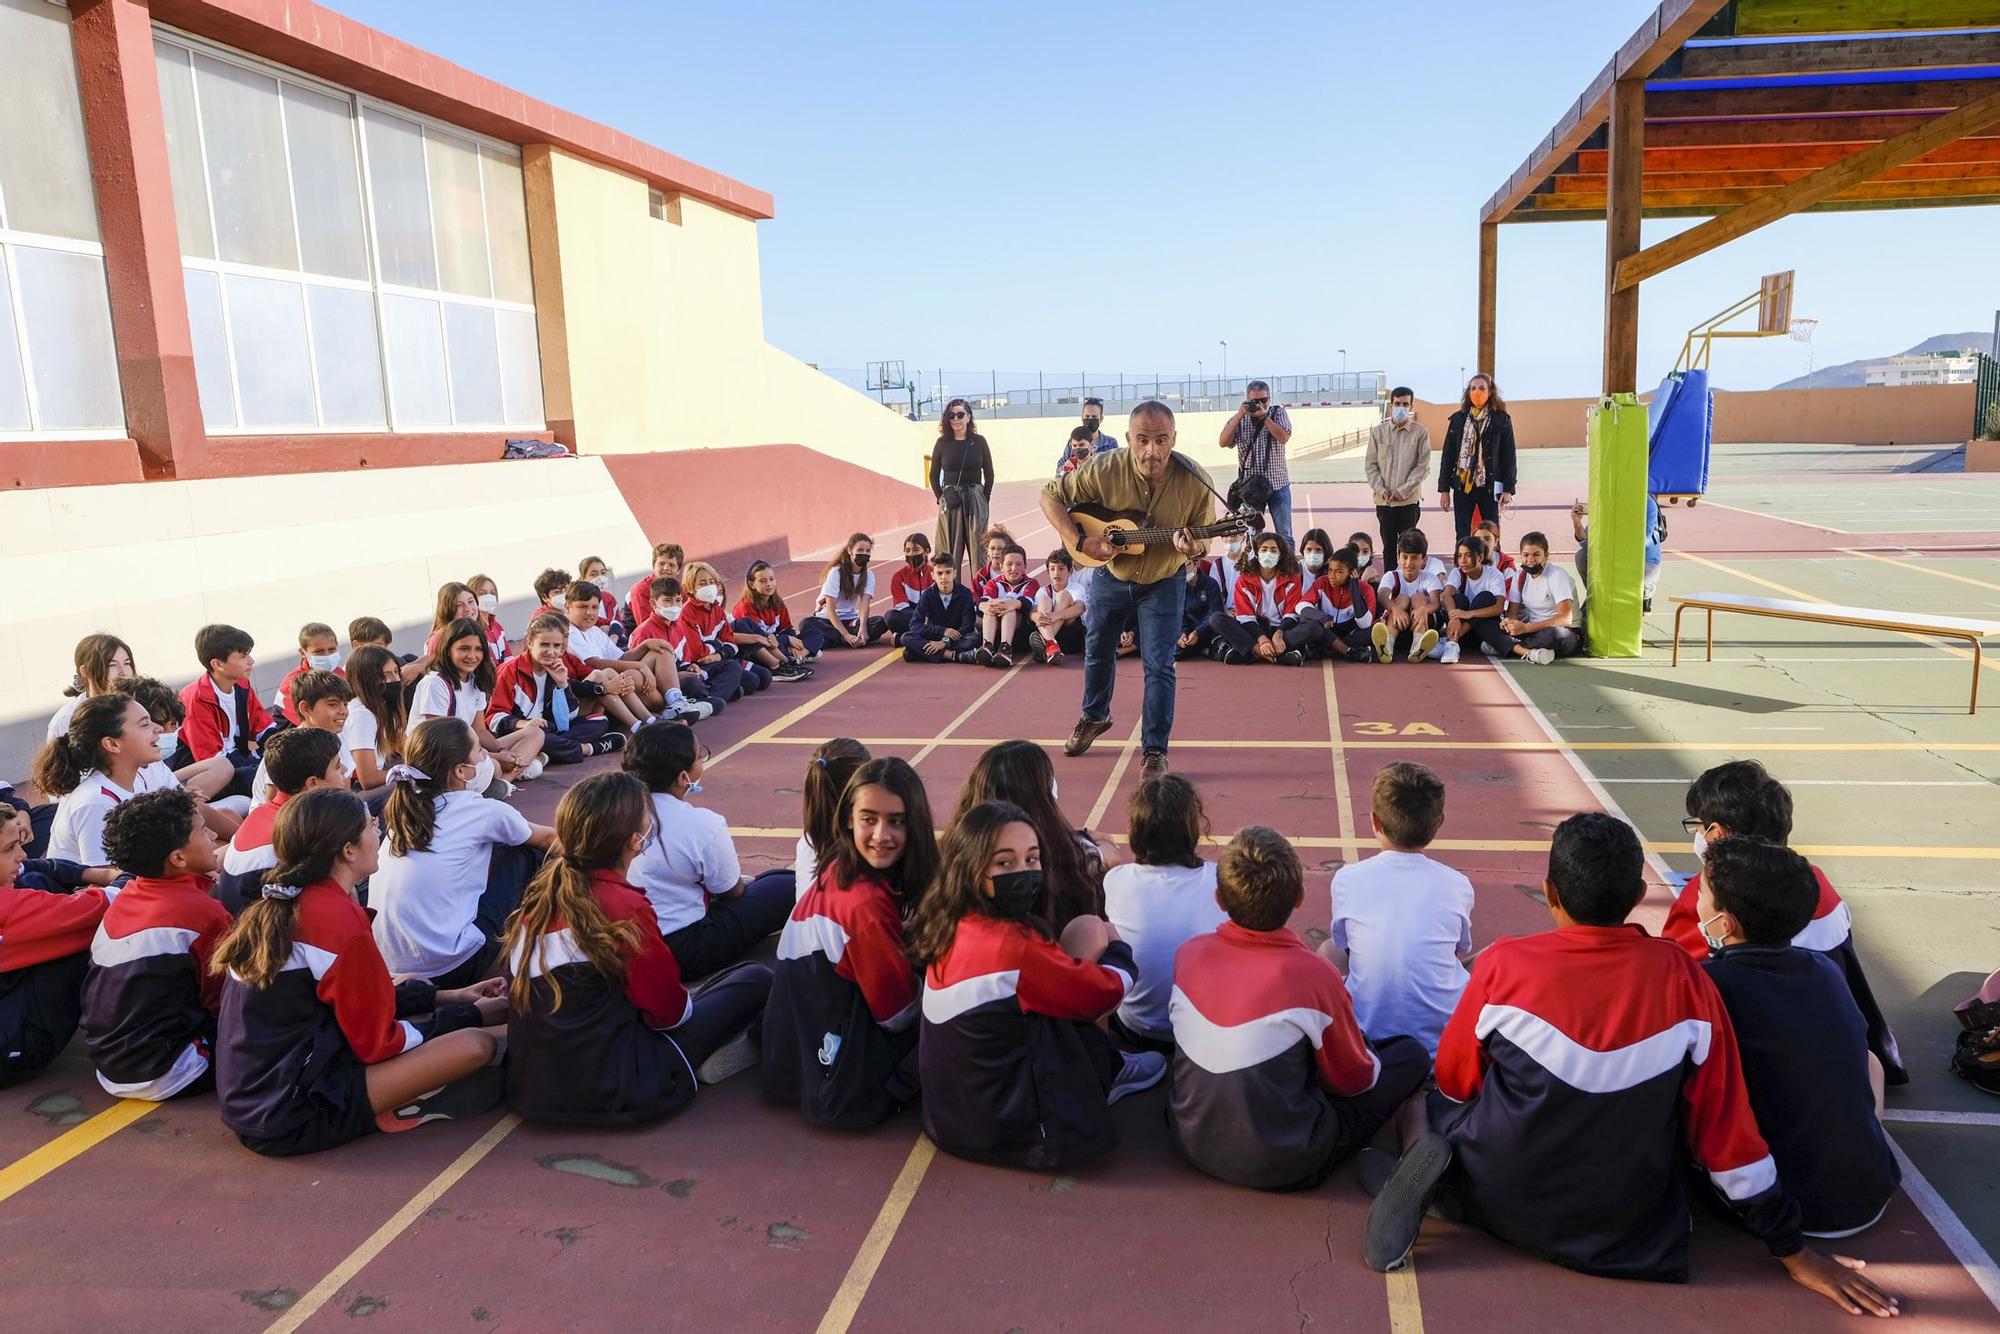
1670, 592, 2000, 713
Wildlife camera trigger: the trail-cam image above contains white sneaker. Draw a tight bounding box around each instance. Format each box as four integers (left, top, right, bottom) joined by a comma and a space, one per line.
1372, 621, 1393, 663
1410, 628, 1439, 663
1107, 1050, 1168, 1105
677, 699, 715, 722
1437, 641, 1461, 665
695, 1025, 760, 1085
1526, 647, 1555, 665
521, 756, 546, 781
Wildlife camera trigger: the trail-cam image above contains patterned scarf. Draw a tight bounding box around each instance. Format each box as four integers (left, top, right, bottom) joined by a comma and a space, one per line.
1455, 409, 1488, 493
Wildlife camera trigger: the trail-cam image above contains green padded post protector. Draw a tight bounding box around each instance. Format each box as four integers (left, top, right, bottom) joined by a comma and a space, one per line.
1586, 394, 1647, 657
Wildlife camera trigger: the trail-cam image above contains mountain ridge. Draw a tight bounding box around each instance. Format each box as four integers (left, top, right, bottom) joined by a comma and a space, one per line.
1768, 331, 1991, 391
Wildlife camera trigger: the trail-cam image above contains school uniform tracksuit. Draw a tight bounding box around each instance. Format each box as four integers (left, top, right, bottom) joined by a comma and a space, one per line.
731, 597, 811, 659
901, 585, 977, 662
0, 878, 110, 1088
80, 873, 232, 1099
488, 651, 612, 764
176, 675, 274, 797
1179, 569, 1226, 657
886, 564, 934, 637
1290, 576, 1377, 658
1213, 571, 1303, 660
680, 603, 769, 695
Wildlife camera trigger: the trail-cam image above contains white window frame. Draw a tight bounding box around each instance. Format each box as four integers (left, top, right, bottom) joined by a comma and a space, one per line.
154, 26, 544, 437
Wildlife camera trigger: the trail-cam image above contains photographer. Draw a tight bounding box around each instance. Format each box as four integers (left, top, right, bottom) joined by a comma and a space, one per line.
1051, 396, 1117, 474
1218, 380, 1293, 545
929, 398, 994, 578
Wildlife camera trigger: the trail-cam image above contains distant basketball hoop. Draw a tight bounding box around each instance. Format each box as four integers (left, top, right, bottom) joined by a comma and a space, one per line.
1789, 318, 1820, 389
1676, 270, 1798, 373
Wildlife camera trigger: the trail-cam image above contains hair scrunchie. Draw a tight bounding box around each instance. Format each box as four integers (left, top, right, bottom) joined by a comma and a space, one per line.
261, 883, 305, 901
385, 763, 431, 787
813, 757, 829, 769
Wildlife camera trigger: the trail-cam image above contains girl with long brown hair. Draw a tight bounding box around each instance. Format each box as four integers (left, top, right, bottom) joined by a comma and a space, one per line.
801, 534, 889, 649
37, 695, 168, 865
409, 617, 547, 792
794, 737, 871, 894
501, 772, 772, 1124
212, 787, 505, 1156
47, 632, 135, 743
953, 739, 1111, 931
341, 644, 408, 793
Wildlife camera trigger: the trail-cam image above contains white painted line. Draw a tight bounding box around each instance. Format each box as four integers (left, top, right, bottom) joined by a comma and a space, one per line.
1884, 1137, 2000, 1316
1558, 724, 1639, 730
1742, 726, 1823, 732
1597, 779, 1989, 788
1883, 1109, 2000, 1127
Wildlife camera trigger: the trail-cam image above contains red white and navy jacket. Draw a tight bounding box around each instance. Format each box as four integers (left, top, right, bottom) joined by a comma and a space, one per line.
478, 613, 508, 659
274, 661, 340, 726
626, 577, 659, 628
1232, 570, 1303, 624
80, 873, 231, 1097
215, 880, 475, 1141
1431, 924, 1802, 1281
1168, 922, 1382, 1189
976, 574, 1040, 609
177, 674, 273, 762
731, 595, 796, 637
215, 795, 286, 918
488, 650, 599, 734
506, 870, 700, 1126
676, 600, 738, 656
1661, 866, 1904, 1084
1296, 575, 1377, 628
630, 612, 676, 650
888, 563, 934, 613
761, 867, 918, 1130
0, 882, 109, 974
919, 913, 1135, 1168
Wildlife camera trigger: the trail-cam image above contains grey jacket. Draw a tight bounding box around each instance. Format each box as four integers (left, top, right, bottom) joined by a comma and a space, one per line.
1365, 418, 1431, 505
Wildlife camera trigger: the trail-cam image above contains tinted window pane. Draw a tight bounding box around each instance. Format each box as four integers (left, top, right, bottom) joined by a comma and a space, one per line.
382, 294, 449, 425
0, 0, 100, 242
306, 284, 386, 427
495, 307, 544, 425
14, 246, 122, 431
282, 83, 369, 280
183, 266, 236, 429
154, 40, 215, 260
194, 53, 299, 270
426, 129, 490, 299
0, 251, 28, 430
224, 272, 314, 427
481, 149, 534, 304
363, 109, 436, 289
443, 301, 502, 423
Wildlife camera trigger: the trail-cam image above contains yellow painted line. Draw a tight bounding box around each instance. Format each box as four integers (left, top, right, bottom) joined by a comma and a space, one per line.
1841, 546, 2000, 595
908, 658, 1027, 768
0, 1099, 155, 1205
814, 1137, 938, 1334
1322, 660, 1358, 849
1386, 1263, 1425, 1334
742, 735, 2000, 753
706, 646, 904, 770
1085, 719, 1146, 831
267, 1113, 522, 1334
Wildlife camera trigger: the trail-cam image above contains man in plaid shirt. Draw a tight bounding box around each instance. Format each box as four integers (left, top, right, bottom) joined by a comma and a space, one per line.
1219, 380, 1294, 544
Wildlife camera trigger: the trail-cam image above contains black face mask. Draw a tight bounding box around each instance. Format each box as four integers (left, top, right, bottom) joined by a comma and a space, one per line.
988, 869, 1043, 919
1082, 416, 1101, 430
907, 554, 926, 570
853, 553, 871, 569
1521, 561, 1545, 576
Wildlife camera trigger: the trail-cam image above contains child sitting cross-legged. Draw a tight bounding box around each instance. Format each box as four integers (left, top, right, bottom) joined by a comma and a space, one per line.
911, 801, 1166, 1168
627, 578, 718, 719
1437, 534, 1525, 665
732, 559, 816, 672
115, 677, 242, 832
973, 545, 1039, 669
0, 810, 113, 1088
1696, 836, 1900, 1239
1217, 532, 1306, 666
1290, 545, 1378, 663
250, 671, 354, 810
410, 619, 546, 797
1171, 826, 1431, 1191
1028, 550, 1088, 666
1372, 530, 1442, 664
488, 613, 628, 764
803, 534, 888, 649
81, 788, 232, 1099
563, 582, 670, 729
218, 726, 349, 916
501, 771, 773, 1125
900, 553, 978, 663
1177, 550, 1228, 659
1360, 812, 1902, 1319
886, 532, 934, 639
1102, 775, 1225, 1053
178, 623, 273, 797
342, 645, 409, 797
679, 562, 775, 697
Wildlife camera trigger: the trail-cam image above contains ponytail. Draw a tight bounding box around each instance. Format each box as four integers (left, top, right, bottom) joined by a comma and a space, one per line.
801, 738, 871, 872
501, 772, 647, 1014
213, 788, 367, 988
383, 718, 475, 856
30, 694, 134, 797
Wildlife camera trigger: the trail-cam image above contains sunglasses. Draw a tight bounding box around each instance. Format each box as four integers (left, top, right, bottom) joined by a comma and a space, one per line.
1246, 397, 1270, 406
949, 410, 970, 419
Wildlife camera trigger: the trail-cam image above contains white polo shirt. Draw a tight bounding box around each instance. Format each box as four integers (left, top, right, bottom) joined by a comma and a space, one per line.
1515, 565, 1579, 623
1103, 860, 1226, 1039
409, 672, 488, 729
1444, 565, 1509, 605
47, 767, 175, 865
1331, 849, 1474, 1055
628, 791, 741, 935
371, 789, 535, 977
567, 623, 621, 661
818, 569, 877, 623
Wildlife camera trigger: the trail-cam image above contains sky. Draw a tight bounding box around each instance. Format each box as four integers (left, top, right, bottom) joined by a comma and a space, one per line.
330, 0, 2000, 400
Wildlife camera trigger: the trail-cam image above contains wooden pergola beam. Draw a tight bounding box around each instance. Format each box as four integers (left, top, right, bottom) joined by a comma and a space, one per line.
1523, 176, 2000, 211
1721, 0, 2000, 39
1669, 30, 2000, 79
1640, 113, 1962, 148
1603, 78, 1646, 394
1557, 158, 2000, 191
1509, 191, 2000, 221
1574, 135, 2000, 173
1650, 78, 1994, 120
1613, 84, 2000, 291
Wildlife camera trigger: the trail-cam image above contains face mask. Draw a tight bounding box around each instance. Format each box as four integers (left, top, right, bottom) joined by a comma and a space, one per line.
1521, 560, 1544, 576
308, 652, 341, 672
1691, 827, 1708, 860
155, 730, 179, 756
697, 584, 724, 606
1356, 551, 1372, 567
657, 603, 683, 620
1469, 387, 1490, 408
988, 868, 1043, 919
1226, 540, 1246, 558
1698, 910, 1730, 953
476, 594, 499, 615
380, 681, 402, 708
685, 779, 704, 796
1390, 405, 1410, 425
853, 553, 871, 569
1257, 550, 1280, 570
1303, 551, 1325, 571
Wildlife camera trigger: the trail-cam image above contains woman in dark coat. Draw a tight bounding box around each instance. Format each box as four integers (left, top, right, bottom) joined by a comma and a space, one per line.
929, 399, 994, 578
1436, 373, 1517, 541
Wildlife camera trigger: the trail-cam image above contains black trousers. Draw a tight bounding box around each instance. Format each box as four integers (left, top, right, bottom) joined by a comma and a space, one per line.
1451, 488, 1494, 542
0, 951, 89, 1089
672, 962, 776, 1070
1277, 1035, 1430, 1191
664, 870, 796, 982
1376, 503, 1422, 557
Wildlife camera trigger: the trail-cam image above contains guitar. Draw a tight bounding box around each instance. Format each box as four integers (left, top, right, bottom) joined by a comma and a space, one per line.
1063, 504, 1264, 574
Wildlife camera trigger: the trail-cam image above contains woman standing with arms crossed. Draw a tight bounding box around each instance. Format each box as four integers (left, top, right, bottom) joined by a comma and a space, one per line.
930, 398, 994, 579
1437, 373, 1516, 542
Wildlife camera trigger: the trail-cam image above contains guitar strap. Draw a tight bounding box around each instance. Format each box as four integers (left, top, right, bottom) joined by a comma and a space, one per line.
1172, 451, 1241, 517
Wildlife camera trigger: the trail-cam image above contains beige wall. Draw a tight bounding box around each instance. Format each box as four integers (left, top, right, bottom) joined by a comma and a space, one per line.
975, 406, 1382, 482
527, 148, 929, 480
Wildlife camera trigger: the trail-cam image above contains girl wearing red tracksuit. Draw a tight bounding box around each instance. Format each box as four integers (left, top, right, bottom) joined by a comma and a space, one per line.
886, 534, 935, 637
1290, 544, 1379, 662
1216, 532, 1306, 665
0, 811, 111, 1088
733, 560, 814, 674
909, 801, 1165, 1168
678, 562, 770, 699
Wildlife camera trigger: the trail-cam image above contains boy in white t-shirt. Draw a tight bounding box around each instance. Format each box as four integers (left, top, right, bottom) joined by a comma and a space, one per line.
1029, 549, 1090, 665
1498, 531, 1579, 662
1372, 530, 1443, 664
1326, 762, 1474, 1056
563, 582, 671, 728
1104, 774, 1226, 1049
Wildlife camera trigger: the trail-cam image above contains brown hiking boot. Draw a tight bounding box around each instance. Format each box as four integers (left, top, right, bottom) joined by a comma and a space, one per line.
1140, 749, 1168, 778
1064, 715, 1114, 757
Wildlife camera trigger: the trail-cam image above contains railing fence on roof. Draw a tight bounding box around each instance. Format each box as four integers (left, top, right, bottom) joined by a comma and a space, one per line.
814, 368, 1387, 420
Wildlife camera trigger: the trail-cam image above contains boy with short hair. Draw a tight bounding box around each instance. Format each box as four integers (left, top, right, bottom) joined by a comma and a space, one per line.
82, 788, 233, 1099
1030, 550, 1088, 665
974, 545, 1039, 669
1498, 532, 1579, 660
1697, 836, 1900, 1238
1059, 426, 1094, 475
1326, 763, 1473, 1057
487, 613, 625, 765
1362, 813, 1901, 1319
902, 555, 978, 664
216, 726, 349, 915
1371, 530, 1441, 664
533, 568, 572, 619
1170, 825, 1431, 1191
626, 542, 684, 629
274, 622, 343, 725
347, 616, 393, 651
1664, 760, 1904, 1084
562, 581, 665, 730
1176, 554, 1227, 659
250, 670, 355, 806
177, 624, 272, 797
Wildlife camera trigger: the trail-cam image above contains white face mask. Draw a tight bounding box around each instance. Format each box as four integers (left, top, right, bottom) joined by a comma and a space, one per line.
1691, 827, 1709, 860
685, 779, 704, 796
657, 603, 683, 621
156, 730, 179, 756
1303, 551, 1325, 571
1257, 550, 1280, 570
476, 594, 499, 615
1698, 909, 1730, 953
1390, 405, 1410, 425
307, 652, 341, 672
1226, 540, 1245, 558
697, 584, 724, 605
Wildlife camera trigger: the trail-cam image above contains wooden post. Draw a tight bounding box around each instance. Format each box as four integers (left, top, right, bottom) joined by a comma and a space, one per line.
1602, 77, 1645, 394
1477, 221, 1497, 377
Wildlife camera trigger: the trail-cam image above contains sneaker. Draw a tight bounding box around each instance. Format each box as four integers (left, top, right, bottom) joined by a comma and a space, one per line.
992, 647, 1012, 670
695, 1024, 760, 1085
1438, 641, 1461, 665
376, 1064, 505, 1134
1345, 646, 1375, 664
1354, 1146, 1466, 1223
1046, 646, 1065, 666
676, 699, 715, 722
1372, 621, 1393, 663
1364, 1132, 1454, 1273
521, 756, 546, 781
599, 731, 629, 755
1064, 715, 1115, 757
1643, 596, 1653, 613
1140, 748, 1169, 779
974, 644, 994, 667
1027, 629, 1046, 656
1277, 649, 1305, 667
772, 662, 811, 682
1410, 628, 1439, 663
1222, 647, 1249, 665
803, 649, 822, 662
1525, 647, 1555, 666
956, 648, 979, 664
481, 778, 516, 801
1107, 1050, 1167, 1105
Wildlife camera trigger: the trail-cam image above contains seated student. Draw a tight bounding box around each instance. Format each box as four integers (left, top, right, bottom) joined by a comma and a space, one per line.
49, 632, 136, 743
1573, 495, 1664, 612
1662, 760, 1905, 1085
410, 619, 546, 797
347, 616, 395, 655
1498, 531, 1581, 661
1103, 775, 1225, 1052
1029, 550, 1089, 665
503, 772, 773, 1124
1058, 425, 1095, 476
627, 578, 719, 719
532, 567, 573, 622
1439, 534, 1541, 665
1290, 545, 1378, 663
340, 645, 409, 796
213, 788, 506, 1156
468, 573, 511, 660
1326, 763, 1473, 1056
1473, 518, 1516, 586
794, 738, 871, 896
116, 676, 238, 812
0, 810, 114, 1087
955, 739, 1111, 931
81, 789, 232, 1099
177, 624, 273, 797
972, 526, 1015, 591
1347, 530, 1385, 588
414, 583, 482, 678
624, 723, 794, 979
1696, 836, 1900, 1239
38, 695, 173, 865
1297, 527, 1335, 587
657, 581, 746, 710
763, 757, 937, 1129
913, 801, 1165, 1167
625, 542, 684, 632
1361, 813, 1901, 1319
577, 556, 628, 647
276, 623, 345, 721
802, 534, 888, 649
564, 582, 669, 729
251, 671, 354, 808
973, 545, 1039, 668
1176, 552, 1228, 659
6, 803, 119, 895
1171, 826, 1430, 1191
733, 559, 816, 671
488, 613, 627, 764
371, 719, 552, 988
681, 562, 775, 696
1199, 534, 1252, 657
1371, 530, 1443, 664
901, 554, 978, 663
1217, 531, 1306, 666
886, 532, 935, 638
218, 727, 348, 917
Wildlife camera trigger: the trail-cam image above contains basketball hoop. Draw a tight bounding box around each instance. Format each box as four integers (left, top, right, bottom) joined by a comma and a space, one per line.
1789, 318, 1818, 343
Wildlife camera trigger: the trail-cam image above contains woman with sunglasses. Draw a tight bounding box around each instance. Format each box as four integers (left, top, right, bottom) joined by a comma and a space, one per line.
929, 398, 994, 579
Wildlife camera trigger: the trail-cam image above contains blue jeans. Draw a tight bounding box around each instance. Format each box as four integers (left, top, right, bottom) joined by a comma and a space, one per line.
1081, 569, 1186, 753
1264, 484, 1294, 548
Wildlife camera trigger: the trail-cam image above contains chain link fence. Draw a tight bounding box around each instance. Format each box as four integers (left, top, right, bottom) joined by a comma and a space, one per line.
816, 367, 1386, 420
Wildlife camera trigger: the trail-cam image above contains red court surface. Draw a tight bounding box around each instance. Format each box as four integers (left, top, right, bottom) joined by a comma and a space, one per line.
3, 460, 1996, 1332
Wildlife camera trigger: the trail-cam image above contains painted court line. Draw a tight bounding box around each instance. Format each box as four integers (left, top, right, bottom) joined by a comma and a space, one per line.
814, 1137, 938, 1334
0, 1099, 155, 1206
1085, 719, 1146, 831
705, 647, 904, 770
1597, 778, 1990, 788
1841, 546, 2000, 595
1882, 1109, 2000, 1128
751, 734, 2000, 754
1883, 1138, 2000, 1317
1385, 1265, 1424, 1334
